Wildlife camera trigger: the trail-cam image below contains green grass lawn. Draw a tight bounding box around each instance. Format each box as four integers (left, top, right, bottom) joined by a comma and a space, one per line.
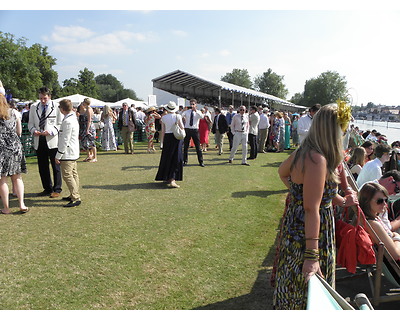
0, 138, 291, 310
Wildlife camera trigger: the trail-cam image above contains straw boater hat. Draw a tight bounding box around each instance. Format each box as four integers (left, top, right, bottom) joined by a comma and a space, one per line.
146, 106, 156, 113
165, 101, 178, 113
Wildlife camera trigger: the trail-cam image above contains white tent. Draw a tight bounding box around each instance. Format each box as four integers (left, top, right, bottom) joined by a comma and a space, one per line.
53, 94, 107, 107
109, 98, 148, 109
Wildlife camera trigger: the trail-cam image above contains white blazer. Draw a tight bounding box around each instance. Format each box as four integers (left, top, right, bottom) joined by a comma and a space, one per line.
55, 112, 80, 161
28, 100, 63, 150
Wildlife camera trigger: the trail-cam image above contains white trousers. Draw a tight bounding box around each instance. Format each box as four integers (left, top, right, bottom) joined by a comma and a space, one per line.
229, 132, 248, 163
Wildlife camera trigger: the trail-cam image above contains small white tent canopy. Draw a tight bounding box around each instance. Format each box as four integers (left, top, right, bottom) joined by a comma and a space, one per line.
109, 98, 148, 110
53, 94, 107, 107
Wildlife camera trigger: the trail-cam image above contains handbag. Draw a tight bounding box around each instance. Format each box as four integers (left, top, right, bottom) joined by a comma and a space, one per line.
172, 115, 185, 140
336, 205, 376, 273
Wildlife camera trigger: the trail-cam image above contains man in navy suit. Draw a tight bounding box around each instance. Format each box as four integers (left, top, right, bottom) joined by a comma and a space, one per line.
211, 108, 228, 155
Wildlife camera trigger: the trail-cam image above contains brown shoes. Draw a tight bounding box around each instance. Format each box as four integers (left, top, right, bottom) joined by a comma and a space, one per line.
50, 192, 60, 198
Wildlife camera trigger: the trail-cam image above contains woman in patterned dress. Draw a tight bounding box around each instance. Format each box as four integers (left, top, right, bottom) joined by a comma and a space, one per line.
273, 104, 356, 309
77, 98, 97, 162
144, 106, 161, 153
101, 105, 117, 151
0, 93, 28, 214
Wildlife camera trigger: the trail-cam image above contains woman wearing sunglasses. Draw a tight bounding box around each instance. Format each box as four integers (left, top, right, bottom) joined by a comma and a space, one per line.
359, 182, 400, 261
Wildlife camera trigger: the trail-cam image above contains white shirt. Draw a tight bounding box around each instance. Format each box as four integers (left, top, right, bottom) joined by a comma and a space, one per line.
258, 113, 270, 130
182, 109, 203, 129
161, 113, 183, 133
231, 113, 249, 134
356, 157, 383, 188
249, 112, 260, 135
297, 114, 313, 143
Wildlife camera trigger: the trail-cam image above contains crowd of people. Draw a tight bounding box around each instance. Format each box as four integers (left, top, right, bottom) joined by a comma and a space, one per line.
271, 100, 400, 309
3, 82, 400, 310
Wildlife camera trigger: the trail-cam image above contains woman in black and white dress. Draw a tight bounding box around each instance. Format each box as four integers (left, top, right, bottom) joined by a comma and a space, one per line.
0, 92, 28, 214
155, 101, 184, 188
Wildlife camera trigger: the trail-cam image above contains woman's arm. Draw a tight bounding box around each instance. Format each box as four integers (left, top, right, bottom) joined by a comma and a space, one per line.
370, 220, 400, 260
302, 152, 327, 281
278, 151, 296, 189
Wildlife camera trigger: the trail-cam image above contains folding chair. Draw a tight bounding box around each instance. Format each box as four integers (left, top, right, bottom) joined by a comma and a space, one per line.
340, 161, 400, 307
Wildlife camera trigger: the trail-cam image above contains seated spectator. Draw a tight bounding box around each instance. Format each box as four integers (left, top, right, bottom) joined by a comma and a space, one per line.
361, 141, 374, 162
378, 170, 400, 233
357, 144, 391, 188
347, 147, 366, 180
359, 182, 400, 261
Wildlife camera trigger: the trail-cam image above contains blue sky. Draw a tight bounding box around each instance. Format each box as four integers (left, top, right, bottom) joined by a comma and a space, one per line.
1, 6, 400, 106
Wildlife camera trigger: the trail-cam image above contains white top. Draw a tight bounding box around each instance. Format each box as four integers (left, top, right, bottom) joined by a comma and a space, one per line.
56, 112, 80, 161
182, 109, 204, 129
258, 113, 270, 130
356, 157, 383, 188
161, 113, 184, 133
297, 114, 313, 143
249, 112, 260, 135
231, 113, 249, 134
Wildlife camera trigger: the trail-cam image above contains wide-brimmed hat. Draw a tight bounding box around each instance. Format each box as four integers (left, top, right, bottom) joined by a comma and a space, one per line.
165, 101, 178, 113
146, 106, 156, 113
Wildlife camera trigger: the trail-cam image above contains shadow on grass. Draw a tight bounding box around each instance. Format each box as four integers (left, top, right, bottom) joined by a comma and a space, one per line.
121, 165, 158, 171
232, 189, 287, 199
194, 219, 283, 310
82, 182, 168, 191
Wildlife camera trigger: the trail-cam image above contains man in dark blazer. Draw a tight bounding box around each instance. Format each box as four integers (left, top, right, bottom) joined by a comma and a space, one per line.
28, 87, 63, 197
211, 107, 229, 155
117, 102, 136, 154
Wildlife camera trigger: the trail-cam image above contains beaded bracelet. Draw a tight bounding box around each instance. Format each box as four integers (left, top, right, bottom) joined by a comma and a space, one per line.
304, 249, 319, 261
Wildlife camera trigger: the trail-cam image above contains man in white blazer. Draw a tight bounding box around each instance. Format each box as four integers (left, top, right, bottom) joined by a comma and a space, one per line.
28, 87, 63, 198
55, 99, 81, 208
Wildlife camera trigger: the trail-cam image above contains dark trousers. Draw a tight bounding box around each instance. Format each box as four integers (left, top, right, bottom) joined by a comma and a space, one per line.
37, 136, 62, 193
183, 128, 203, 164
248, 133, 258, 159
227, 127, 234, 150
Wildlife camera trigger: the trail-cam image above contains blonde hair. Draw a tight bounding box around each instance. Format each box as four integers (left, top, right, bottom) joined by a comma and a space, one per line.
0, 94, 10, 120
83, 98, 91, 106
349, 147, 366, 167
103, 105, 112, 116
59, 99, 73, 112
291, 104, 343, 183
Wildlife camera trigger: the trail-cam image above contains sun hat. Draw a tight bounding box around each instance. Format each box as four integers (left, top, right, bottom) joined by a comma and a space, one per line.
146, 106, 156, 113
165, 101, 178, 113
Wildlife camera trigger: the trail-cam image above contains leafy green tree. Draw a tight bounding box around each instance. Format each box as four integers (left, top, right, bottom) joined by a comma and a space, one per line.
253, 68, 289, 99
95, 74, 139, 102
78, 68, 99, 98
221, 69, 253, 89
302, 71, 348, 106
290, 92, 305, 105
0, 32, 42, 100
61, 78, 80, 96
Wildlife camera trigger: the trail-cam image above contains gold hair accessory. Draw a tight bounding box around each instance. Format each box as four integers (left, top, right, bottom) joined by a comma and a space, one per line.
336, 100, 352, 132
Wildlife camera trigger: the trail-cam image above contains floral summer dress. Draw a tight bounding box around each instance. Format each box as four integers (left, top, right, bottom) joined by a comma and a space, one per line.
145, 113, 156, 142
272, 178, 337, 310
78, 112, 96, 150
101, 115, 117, 151
0, 110, 26, 176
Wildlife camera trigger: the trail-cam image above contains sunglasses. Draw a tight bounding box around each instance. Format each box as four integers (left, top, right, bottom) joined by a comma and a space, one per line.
376, 198, 388, 205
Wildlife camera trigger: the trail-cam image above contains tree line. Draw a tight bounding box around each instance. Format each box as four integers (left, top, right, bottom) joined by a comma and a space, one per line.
0, 32, 139, 102
2, 31, 354, 107
221, 68, 350, 107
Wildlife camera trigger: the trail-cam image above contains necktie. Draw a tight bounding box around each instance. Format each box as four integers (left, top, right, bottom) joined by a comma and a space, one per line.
39, 104, 47, 130
241, 115, 244, 131
189, 110, 194, 126
123, 111, 127, 126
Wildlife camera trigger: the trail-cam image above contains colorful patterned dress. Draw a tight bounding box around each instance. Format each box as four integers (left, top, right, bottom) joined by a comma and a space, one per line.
78, 112, 96, 150
272, 179, 337, 310
145, 113, 157, 142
